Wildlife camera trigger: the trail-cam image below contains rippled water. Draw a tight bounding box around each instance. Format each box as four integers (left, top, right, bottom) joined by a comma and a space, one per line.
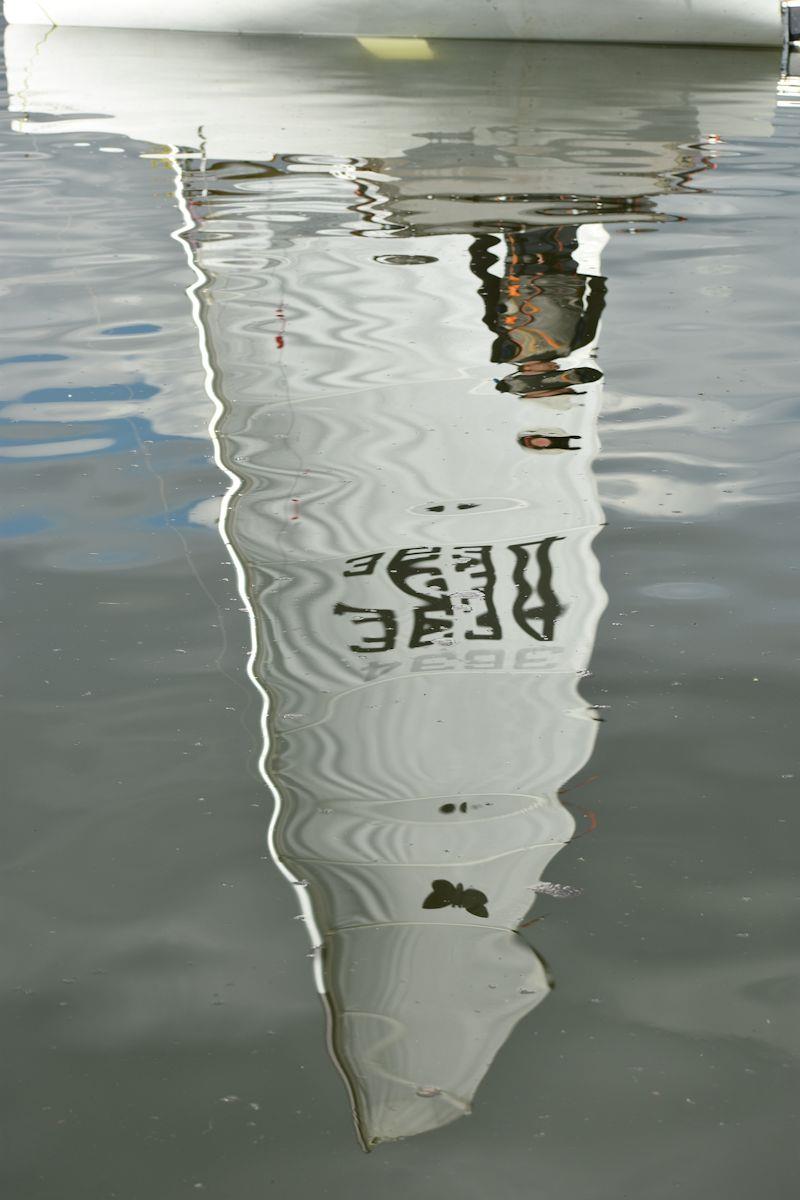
3, 25, 800, 1198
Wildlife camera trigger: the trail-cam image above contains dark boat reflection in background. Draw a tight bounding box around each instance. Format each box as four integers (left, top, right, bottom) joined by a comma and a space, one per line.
7, 28, 784, 1146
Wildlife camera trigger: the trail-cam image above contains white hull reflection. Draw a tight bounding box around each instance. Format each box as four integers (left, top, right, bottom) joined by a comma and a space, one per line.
6, 27, 788, 1146
6, 26, 779, 171
188, 202, 607, 1145
4, 0, 784, 46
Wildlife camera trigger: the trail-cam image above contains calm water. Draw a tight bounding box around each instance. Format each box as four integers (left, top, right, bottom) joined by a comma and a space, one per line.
2, 25, 800, 1198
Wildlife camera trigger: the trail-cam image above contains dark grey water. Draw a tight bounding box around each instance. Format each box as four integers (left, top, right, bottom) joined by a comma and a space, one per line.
2, 26, 800, 1199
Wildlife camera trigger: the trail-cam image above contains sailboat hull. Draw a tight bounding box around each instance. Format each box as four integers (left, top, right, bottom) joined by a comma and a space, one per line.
4, 0, 783, 47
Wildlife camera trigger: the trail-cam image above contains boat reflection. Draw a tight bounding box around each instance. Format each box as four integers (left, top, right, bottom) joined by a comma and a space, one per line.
6, 26, 783, 1146
185, 171, 604, 1146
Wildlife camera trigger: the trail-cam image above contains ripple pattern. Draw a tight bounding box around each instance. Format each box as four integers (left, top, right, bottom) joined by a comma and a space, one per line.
189, 164, 608, 1146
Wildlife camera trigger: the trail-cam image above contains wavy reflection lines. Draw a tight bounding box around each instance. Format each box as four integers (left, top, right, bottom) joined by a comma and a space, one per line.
267, 669, 595, 798
186, 162, 605, 1146
228, 408, 605, 587
198, 208, 488, 402
278, 796, 569, 867
599, 393, 800, 517
168, 155, 330, 999
231, 406, 436, 565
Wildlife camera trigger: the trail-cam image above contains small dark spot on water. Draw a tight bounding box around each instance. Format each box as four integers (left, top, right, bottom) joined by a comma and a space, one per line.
373, 255, 438, 266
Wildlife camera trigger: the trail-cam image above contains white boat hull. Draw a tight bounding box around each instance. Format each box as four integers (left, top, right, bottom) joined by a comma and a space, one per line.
5, 0, 784, 46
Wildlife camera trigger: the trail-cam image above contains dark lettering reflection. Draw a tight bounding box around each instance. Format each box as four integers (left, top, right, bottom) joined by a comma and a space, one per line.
334, 538, 563, 653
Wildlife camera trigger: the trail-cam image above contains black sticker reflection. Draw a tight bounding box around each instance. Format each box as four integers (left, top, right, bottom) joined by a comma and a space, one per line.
422, 879, 489, 919
334, 538, 562, 653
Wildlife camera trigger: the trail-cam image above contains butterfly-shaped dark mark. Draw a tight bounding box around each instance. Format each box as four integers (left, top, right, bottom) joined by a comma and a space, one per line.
422, 879, 489, 918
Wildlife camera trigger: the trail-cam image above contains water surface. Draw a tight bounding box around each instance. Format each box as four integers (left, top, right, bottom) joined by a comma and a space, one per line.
2, 27, 800, 1198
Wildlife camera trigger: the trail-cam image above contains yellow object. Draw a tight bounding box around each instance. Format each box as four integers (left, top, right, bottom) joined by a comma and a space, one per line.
357, 37, 435, 60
